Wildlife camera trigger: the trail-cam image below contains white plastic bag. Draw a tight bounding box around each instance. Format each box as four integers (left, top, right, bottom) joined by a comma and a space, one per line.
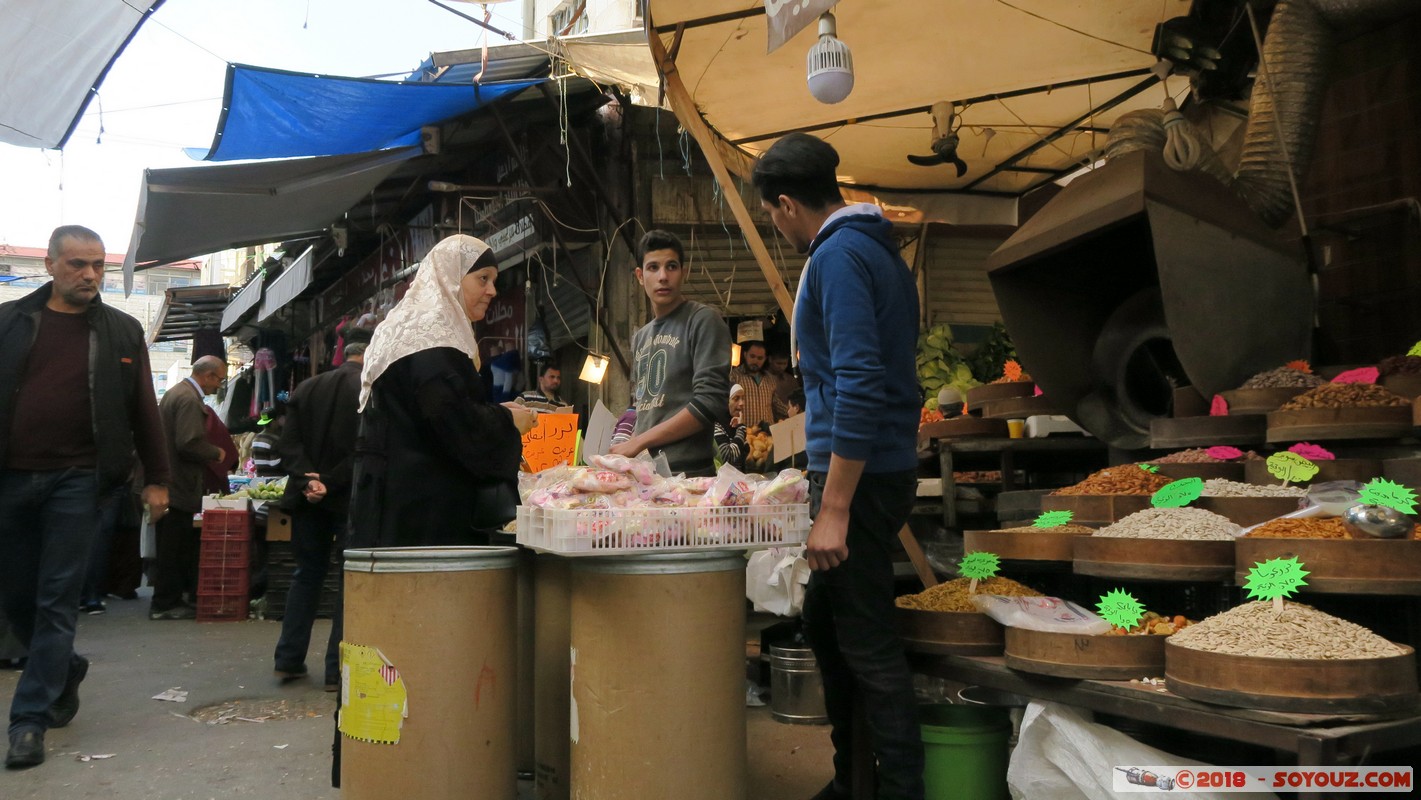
745, 546, 810, 616
972, 595, 1112, 635
1009, 701, 1277, 800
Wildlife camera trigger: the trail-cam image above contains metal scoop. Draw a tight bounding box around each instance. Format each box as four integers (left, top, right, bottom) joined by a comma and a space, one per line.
1343, 504, 1414, 539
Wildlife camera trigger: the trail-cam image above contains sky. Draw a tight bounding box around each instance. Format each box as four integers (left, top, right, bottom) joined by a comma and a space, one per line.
0, 0, 529, 253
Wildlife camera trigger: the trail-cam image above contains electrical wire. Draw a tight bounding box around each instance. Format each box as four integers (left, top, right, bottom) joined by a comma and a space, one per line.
992, 0, 1154, 56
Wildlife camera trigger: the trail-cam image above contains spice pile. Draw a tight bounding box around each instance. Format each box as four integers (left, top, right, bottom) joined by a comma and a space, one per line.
1241, 367, 1326, 389
1106, 611, 1193, 636
1150, 448, 1261, 464
1092, 507, 1240, 541
1245, 516, 1421, 540
993, 524, 1095, 535
1278, 383, 1409, 410
1200, 479, 1307, 499
1169, 601, 1405, 659
1378, 355, 1421, 378
1051, 467, 1172, 496
895, 577, 1042, 613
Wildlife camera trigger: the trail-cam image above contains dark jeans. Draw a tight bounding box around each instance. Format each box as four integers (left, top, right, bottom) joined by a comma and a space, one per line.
273, 505, 344, 683
81, 486, 129, 605
152, 509, 198, 611
0, 468, 100, 732
804, 469, 923, 800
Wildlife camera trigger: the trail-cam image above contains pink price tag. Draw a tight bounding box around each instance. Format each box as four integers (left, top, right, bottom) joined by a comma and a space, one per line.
1206, 446, 1243, 460
1209, 394, 1229, 416
1288, 442, 1336, 461
1331, 366, 1379, 384
1033, 384, 1043, 397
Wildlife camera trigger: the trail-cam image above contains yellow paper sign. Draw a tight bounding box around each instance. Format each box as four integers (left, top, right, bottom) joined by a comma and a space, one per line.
338, 643, 408, 745
522, 413, 580, 472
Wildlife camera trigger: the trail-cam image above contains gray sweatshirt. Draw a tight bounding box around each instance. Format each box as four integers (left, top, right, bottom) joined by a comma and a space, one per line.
630, 300, 731, 477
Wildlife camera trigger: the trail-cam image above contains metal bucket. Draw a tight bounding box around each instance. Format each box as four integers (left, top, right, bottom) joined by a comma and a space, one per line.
768, 644, 828, 725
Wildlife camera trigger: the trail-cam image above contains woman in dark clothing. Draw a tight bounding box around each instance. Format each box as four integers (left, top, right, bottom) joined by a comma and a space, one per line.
348, 234, 536, 549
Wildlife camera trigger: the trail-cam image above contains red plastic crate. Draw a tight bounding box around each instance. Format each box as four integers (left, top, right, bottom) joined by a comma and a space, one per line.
199, 536, 250, 565
196, 591, 248, 622
201, 509, 252, 541
198, 565, 249, 595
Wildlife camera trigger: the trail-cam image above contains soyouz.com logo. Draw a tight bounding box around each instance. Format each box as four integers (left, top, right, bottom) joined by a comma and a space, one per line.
1113, 766, 1412, 792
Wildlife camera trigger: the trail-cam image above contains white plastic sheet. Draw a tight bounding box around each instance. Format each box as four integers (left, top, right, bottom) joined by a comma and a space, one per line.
745, 546, 810, 617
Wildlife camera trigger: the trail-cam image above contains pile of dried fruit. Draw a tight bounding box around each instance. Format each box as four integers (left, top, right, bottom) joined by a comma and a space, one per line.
1169, 601, 1405, 659
993, 524, 1095, 535
1244, 516, 1421, 540
1092, 507, 1240, 541
1278, 383, 1409, 410
1051, 467, 1172, 496
1106, 611, 1193, 636
1378, 355, 1421, 378
1201, 479, 1307, 498
895, 577, 1042, 613
1241, 367, 1326, 389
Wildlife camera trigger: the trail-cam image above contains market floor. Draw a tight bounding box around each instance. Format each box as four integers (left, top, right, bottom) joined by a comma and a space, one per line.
0, 595, 834, 800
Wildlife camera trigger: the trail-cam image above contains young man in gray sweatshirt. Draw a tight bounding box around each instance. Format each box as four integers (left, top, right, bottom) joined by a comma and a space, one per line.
610, 230, 731, 477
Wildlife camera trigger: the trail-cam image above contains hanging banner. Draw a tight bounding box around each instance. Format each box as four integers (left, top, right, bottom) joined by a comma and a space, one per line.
767, 0, 841, 54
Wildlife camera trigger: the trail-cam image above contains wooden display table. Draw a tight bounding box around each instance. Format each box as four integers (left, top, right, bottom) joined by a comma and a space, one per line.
932, 437, 1109, 528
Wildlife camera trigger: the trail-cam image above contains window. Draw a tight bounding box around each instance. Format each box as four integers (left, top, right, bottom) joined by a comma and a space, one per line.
550, 1, 588, 36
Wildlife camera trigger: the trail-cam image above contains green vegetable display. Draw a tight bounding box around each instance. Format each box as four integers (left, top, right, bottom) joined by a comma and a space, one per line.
917, 323, 980, 410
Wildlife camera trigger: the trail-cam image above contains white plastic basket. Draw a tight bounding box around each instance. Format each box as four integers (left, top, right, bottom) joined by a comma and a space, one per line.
516, 503, 811, 556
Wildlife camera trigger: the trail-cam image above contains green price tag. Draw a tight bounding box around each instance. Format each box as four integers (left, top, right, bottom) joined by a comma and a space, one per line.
958, 551, 1001, 582
1137, 463, 1160, 473
1266, 452, 1319, 485
1151, 477, 1203, 508
1359, 478, 1418, 515
1096, 588, 1146, 630
1033, 510, 1074, 528
1244, 557, 1310, 602
1408, 341, 1421, 358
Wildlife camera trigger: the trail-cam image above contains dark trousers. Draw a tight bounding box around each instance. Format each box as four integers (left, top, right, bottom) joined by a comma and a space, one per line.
151, 509, 198, 611
804, 469, 923, 800
273, 505, 344, 682
0, 468, 99, 732
81, 486, 128, 605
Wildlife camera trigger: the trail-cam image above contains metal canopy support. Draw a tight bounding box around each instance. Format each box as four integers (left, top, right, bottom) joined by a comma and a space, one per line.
647, 18, 796, 322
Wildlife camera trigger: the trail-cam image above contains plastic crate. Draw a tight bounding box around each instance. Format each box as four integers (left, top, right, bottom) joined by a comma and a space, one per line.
262, 541, 342, 621
201, 509, 252, 541
515, 503, 811, 556
198, 565, 248, 595
199, 536, 250, 564
196, 591, 248, 622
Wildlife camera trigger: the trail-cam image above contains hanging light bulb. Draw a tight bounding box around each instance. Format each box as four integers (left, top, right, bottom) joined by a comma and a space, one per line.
806, 12, 853, 105
579, 353, 610, 384
730, 343, 742, 368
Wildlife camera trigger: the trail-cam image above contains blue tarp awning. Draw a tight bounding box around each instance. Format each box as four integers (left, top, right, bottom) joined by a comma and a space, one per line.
193, 63, 541, 162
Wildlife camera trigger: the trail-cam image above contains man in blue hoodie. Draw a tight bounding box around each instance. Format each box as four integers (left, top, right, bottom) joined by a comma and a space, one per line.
753, 133, 923, 800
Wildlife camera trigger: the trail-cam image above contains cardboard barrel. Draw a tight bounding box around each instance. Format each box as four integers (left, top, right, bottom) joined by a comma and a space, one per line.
1234, 537, 1421, 595
1218, 387, 1306, 415
1165, 640, 1420, 714
1004, 628, 1166, 680
342, 547, 519, 800
570, 553, 746, 799
1150, 415, 1267, 449
895, 608, 1004, 656
1266, 406, 1412, 442
533, 555, 571, 800
1073, 537, 1236, 582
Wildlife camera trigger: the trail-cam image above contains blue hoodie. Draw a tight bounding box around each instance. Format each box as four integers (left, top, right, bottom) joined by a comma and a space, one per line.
795, 211, 921, 473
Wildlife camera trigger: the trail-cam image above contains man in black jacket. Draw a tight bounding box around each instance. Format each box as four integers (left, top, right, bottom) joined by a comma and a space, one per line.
0, 225, 172, 769
272, 333, 365, 688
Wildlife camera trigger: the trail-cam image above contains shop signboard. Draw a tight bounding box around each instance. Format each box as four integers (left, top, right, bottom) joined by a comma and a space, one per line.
476, 276, 525, 368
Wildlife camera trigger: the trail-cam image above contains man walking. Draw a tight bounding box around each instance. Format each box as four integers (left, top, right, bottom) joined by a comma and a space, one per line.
753, 134, 924, 800
729, 340, 779, 428
519, 363, 564, 406
152, 355, 228, 621
273, 336, 364, 688
0, 225, 172, 768
610, 230, 731, 477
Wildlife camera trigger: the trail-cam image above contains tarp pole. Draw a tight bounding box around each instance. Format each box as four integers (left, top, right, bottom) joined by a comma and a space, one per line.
646, 20, 796, 323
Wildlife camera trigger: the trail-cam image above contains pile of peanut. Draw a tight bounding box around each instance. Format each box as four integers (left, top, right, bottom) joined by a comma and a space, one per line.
1051, 467, 1171, 496
1278, 383, 1409, 410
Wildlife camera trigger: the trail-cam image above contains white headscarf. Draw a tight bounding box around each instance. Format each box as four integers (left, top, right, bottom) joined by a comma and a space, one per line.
358, 234, 494, 411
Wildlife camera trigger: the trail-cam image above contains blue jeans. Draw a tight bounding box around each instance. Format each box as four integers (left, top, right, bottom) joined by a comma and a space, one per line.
0, 468, 100, 733
273, 505, 343, 683
804, 469, 923, 800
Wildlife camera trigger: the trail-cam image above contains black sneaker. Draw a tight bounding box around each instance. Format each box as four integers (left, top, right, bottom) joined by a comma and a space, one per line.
48, 655, 89, 728
4, 727, 44, 769
80, 600, 106, 615
274, 664, 308, 683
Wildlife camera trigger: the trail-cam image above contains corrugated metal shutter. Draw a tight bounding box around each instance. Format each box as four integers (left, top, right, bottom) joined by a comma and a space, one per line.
531, 247, 594, 350
674, 226, 801, 318
921, 236, 1006, 327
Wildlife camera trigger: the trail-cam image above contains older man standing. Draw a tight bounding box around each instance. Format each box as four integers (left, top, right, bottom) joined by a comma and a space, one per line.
151, 355, 228, 621
0, 225, 171, 769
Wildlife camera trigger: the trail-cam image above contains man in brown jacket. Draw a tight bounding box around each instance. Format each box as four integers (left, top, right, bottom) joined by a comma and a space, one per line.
151, 355, 228, 620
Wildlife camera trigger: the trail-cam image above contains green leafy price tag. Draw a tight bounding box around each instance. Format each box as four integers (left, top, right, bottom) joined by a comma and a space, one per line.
1033, 510, 1074, 528
1266, 452, 1319, 485
958, 551, 1001, 582
1097, 588, 1146, 630
1137, 463, 1160, 473
1408, 341, 1421, 358
1151, 477, 1203, 508
1359, 478, 1418, 515
1244, 557, 1310, 602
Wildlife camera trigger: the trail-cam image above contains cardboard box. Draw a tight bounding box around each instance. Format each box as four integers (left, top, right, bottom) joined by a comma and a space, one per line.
202, 496, 250, 512
266, 508, 293, 542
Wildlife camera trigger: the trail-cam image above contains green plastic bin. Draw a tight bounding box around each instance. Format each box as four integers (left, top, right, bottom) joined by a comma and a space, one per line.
920, 704, 1011, 800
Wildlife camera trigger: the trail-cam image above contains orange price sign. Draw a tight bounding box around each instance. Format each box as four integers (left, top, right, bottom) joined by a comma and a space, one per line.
521, 413, 580, 472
